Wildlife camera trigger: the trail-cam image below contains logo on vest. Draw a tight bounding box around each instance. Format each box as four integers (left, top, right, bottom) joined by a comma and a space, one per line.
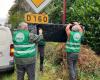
15, 32, 25, 42
73, 33, 81, 41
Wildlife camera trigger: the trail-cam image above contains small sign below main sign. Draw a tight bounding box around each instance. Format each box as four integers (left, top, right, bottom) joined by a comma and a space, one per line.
26, 0, 52, 13
25, 13, 48, 24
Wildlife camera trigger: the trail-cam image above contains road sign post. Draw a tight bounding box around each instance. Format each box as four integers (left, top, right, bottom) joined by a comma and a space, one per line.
62, 0, 66, 24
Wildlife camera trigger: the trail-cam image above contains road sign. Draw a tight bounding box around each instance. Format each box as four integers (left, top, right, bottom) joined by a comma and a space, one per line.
26, 0, 52, 13
25, 13, 48, 24
37, 24, 67, 42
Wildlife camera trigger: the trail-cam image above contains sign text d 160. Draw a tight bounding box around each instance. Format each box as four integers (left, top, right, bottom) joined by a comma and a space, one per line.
25, 13, 48, 24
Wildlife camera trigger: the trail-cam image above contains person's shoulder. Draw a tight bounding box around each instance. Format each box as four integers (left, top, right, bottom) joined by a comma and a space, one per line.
13, 29, 18, 33
79, 31, 83, 34
80, 32, 83, 36
18, 30, 29, 33
24, 30, 29, 33
70, 31, 74, 33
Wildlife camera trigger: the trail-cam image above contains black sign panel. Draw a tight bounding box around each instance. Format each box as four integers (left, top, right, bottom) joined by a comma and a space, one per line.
37, 24, 67, 42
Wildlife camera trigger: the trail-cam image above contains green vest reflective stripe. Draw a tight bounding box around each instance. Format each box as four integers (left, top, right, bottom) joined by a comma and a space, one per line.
14, 44, 35, 48
13, 30, 36, 58
66, 42, 80, 46
14, 48, 35, 54
65, 31, 82, 53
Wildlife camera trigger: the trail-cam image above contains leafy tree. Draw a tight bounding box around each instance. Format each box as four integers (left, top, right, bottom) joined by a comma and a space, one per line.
8, 0, 26, 29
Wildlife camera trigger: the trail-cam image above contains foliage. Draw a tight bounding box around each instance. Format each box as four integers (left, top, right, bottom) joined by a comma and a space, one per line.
78, 70, 100, 80
68, 0, 100, 53
79, 45, 100, 76
8, 11, 25, 29
44, 0, 63, 23
8, 0, 26, 29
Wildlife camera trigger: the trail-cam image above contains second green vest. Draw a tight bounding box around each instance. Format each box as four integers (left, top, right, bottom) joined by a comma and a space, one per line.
65, 31, 82, 53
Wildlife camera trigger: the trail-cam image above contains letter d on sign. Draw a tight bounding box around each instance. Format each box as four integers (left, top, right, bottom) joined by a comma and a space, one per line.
27, 15, 31, 21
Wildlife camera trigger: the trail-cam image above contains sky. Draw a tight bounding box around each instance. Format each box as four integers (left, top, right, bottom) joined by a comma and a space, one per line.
0, 0, 15, 24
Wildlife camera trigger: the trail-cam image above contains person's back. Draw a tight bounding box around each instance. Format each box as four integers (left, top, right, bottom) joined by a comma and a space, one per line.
13, 29, 36, 59
13, 22, 43, 80
66, 31, 82, 53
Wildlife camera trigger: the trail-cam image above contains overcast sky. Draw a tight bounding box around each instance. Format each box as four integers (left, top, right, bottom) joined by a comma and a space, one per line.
0, 0, 15, 24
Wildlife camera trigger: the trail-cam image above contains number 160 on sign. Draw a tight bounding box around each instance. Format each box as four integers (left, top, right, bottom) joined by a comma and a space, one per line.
25, 13, 48, 24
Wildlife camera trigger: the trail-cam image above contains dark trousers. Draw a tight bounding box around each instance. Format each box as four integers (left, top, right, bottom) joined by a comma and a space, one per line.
38, 46, 44, 71
67, 53, 78, 80
16, 63, 35, 80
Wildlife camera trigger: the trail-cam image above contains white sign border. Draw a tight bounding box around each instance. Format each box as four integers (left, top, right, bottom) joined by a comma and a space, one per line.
26, 0, 52, 13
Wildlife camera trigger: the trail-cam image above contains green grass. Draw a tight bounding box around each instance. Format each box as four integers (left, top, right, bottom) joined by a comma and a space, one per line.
78, 69, 100, 80
1, 61, 99, 80
0, 60, 62, 80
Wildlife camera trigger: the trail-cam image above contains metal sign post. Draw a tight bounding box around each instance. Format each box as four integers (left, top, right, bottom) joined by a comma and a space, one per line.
62, 0, 66, 24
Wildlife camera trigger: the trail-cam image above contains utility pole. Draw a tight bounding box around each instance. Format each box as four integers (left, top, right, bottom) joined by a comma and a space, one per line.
62, 0, 66, 24
62, 1, 67, 77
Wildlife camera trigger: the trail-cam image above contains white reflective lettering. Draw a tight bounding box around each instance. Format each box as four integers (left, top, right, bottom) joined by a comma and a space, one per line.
14, 49, 36, 54
67, 42, 80, 45
66, 46, 80, 49
14, 44, 35, 48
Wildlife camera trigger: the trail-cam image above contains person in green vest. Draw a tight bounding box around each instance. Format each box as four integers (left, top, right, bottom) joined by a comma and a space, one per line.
13, 22, 43, 80
38, 28, 46, 72
65, 22, 83, 80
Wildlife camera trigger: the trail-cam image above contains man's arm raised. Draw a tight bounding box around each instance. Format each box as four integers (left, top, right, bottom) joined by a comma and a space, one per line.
65, 24, 72, 39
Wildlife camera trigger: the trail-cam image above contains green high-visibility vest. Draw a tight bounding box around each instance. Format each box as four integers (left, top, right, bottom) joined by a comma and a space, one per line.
65, 31, 82, 53
13, 30, 36, 58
